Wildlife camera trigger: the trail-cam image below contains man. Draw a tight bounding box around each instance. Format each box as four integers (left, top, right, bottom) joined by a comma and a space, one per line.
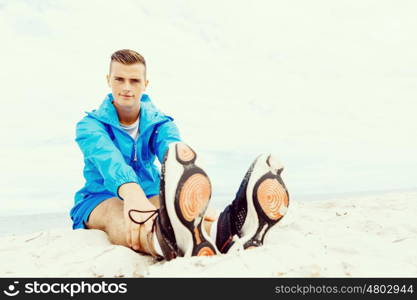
70, 49, 290, 261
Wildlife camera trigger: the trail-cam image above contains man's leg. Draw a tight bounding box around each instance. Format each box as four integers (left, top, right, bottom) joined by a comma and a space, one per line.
86, 196, 164, 251
85, 197, 128, 246
85, 195, 216, 249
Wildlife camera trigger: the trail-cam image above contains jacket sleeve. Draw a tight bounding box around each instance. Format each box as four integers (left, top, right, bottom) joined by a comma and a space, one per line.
75, 116, 139, 197
151, 117, 182, 163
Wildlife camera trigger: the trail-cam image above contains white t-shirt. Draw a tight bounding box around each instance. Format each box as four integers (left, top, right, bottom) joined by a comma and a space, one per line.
120, 118, 139, 141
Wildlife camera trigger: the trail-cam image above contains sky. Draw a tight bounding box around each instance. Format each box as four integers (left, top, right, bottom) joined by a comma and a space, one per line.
0, 0, 416, 215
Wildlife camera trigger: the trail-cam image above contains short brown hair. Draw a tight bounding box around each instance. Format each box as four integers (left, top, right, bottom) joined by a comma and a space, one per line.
109, 49, 147, 77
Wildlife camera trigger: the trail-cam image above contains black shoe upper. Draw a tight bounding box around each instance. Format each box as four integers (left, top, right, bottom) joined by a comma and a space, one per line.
215, 162, 253, 253
215, 156, 290, 253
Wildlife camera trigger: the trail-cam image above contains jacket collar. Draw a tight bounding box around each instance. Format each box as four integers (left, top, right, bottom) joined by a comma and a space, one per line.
87, 93, 166, 133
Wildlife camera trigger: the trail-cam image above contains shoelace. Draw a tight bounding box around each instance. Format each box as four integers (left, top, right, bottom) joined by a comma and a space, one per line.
128, 209, 159, 232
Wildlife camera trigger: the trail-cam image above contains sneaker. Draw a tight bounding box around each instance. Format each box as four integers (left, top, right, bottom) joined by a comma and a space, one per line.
156, 142, 217, 259
215, 154, 289, 253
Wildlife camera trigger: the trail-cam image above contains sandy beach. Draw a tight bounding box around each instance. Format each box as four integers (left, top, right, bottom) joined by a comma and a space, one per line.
1, 190, 416, 278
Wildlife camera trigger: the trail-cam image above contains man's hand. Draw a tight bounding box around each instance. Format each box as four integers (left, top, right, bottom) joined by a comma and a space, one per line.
119, 183, 158, 251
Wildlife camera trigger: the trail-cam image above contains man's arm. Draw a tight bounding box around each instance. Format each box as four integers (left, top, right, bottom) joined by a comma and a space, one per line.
118, 182, 157, 250
151, 119, 182, 163
76, 117, 155, 250
76, 117, 139, 197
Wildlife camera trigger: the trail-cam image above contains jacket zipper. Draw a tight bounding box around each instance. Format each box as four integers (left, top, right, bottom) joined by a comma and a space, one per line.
107, 125, 138, 166
89, 115, 165, 168
133, 143, 138, 163
106, 123, 138, 168
112, 127, 137, 166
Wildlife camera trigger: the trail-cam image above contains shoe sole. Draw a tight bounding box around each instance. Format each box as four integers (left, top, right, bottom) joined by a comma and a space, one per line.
162, 143, 217, 257
238, 154, 289, 249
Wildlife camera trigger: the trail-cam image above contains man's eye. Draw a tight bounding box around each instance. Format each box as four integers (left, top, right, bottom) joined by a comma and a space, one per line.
115, 78, 123, 82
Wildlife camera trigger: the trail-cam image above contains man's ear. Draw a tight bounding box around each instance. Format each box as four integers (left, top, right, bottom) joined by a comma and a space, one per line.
144, 79, 149, 90
106, 74, 111, 88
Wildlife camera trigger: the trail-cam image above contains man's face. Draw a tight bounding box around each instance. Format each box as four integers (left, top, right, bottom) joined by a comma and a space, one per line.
107, 61, 148, 110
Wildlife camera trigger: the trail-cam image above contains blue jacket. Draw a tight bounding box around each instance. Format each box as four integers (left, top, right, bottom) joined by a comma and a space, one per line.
72, 93, 181, 207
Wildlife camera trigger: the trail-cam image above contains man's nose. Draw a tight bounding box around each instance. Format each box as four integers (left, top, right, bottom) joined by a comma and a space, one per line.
122, 82, 132, 92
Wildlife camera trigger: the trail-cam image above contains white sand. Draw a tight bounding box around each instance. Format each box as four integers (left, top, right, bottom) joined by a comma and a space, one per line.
1, 191, 416, 277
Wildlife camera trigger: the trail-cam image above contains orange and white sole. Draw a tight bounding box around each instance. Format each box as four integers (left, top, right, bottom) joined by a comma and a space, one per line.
232, 154, 289, 250
162, 142, 217, 257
